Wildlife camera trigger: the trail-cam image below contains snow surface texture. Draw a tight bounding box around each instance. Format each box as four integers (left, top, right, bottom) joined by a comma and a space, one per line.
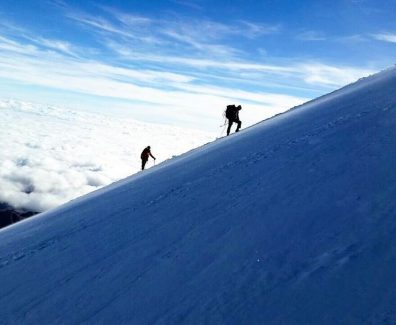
0, 100, 213, 212
1, 67, 396, 323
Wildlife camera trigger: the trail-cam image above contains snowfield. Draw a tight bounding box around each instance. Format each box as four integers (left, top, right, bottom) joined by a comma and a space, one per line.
1, 67, 396, 323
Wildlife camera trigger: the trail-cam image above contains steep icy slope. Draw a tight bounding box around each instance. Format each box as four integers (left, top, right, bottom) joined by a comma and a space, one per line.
1, 67, 396, 324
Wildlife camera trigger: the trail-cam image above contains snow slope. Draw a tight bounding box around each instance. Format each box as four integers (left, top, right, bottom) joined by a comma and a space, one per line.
1, 67, 396, 324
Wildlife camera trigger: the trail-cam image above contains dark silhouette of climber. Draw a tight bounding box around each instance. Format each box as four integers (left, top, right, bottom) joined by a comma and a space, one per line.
225, 104, 242, 136
141, 146, 156, 170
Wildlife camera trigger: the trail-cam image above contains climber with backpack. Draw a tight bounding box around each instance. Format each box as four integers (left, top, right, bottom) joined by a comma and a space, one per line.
225, 104, 242, 136
140, 146, 156, 170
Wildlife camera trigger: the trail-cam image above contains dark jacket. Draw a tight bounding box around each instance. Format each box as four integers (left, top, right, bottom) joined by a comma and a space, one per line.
141, 147, 155, 161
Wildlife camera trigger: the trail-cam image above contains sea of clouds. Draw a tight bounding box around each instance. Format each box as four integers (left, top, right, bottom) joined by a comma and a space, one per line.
0, 99, 214, 213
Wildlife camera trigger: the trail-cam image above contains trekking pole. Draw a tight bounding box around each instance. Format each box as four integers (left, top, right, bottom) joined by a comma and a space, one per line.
218, 123, 227, 138
218, 111, 228, 138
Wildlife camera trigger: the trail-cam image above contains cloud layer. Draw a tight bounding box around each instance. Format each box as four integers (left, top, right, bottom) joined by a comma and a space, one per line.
0, 99, 213, 212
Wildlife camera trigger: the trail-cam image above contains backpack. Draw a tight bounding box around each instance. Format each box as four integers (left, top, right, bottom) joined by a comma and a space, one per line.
225, 105, 236, 119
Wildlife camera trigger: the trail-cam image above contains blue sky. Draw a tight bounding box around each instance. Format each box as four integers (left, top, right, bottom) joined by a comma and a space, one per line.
0, 0, 395, 130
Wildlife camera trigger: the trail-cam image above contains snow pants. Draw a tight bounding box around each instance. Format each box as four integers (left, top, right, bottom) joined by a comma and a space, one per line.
141, 159, 148, 170
227, 118, 242, 135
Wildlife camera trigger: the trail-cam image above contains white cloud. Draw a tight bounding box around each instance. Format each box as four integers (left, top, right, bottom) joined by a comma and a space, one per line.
0, 100, 213, 212
372, 33, 396, 43
298, 63, 374, 86
28, 37, 77, 56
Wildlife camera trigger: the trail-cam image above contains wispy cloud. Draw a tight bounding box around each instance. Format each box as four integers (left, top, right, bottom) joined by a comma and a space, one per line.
102, 8, 153, 27
336, 34, 367, 43
0, 7, 377, 131
159, 27, 242, 57
239, 21, 281, 38
105, 43, 374, 87
65, 7, 279, 59
171, 0, 203, 11
26, 36, 77, 56
296, 30, 327, 41
61, 7, 373, 91
0, 32, 373, 113
0, 20, 79, 57
372, 32, 396, 43
67, 13, 139, 39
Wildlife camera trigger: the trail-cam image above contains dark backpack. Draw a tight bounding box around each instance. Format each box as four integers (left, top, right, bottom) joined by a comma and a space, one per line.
225, 105, 236, 119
